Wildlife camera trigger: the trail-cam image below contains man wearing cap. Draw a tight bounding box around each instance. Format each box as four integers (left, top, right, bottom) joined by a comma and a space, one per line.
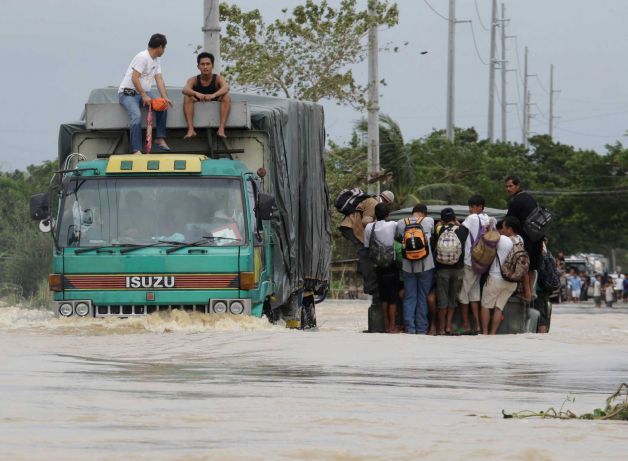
118, 33, 173, 154
433, 207, 468, 335
339, 190, 395, 295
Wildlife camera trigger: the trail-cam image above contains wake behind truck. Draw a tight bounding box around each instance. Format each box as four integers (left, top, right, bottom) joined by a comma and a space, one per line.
30, 89, 332, 327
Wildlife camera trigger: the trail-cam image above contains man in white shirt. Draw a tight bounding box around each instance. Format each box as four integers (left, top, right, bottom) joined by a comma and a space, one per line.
118, 33, 173, 154
480, 216, 523, 335
593, 274, 602, 308
459, 194, 493, 334
364, 203, 400, 333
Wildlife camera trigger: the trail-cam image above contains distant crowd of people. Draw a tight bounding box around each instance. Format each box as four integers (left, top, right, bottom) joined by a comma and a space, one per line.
566, 268, 627, 309
339, 175, 556, 335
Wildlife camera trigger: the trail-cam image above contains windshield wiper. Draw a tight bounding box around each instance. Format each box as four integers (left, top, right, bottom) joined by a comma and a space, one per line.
73, 240, 183, 255
166, 235, 241, 254
120, 240, 186, 254
73, 243, 127, 254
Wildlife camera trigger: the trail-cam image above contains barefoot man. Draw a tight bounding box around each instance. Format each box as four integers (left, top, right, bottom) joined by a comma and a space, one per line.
182, 52, 231, 139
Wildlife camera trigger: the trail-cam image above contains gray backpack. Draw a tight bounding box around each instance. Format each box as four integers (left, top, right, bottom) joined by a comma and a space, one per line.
368, 222, 395, 268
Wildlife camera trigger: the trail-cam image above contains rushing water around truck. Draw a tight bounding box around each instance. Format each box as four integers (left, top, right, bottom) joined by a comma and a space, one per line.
1, 301, 627, 460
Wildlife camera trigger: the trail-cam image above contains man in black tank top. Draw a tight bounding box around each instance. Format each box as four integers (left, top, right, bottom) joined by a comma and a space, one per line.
182, 52, 231, 138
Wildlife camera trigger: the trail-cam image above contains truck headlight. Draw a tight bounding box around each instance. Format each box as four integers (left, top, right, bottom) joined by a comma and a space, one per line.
213, 301, 227, 314
74, 302, 90, 317
59, 303, 73, 317
229, 301, 244, 315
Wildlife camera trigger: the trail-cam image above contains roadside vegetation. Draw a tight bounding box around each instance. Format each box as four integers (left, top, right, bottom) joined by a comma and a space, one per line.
326, 120, 628, 264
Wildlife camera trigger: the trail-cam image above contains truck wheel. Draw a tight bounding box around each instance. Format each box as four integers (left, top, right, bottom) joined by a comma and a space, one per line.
263, 300, 279, 324
300, 294, 317, 330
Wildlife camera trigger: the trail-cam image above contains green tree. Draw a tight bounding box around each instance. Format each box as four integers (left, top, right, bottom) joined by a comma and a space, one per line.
324, 135, 368, 260
0, 161, 57, 299
355, 114, 418, 206
219, 0, 400, 108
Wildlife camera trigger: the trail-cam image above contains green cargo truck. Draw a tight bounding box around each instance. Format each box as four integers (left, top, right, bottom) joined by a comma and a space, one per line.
30, 89, 331, 327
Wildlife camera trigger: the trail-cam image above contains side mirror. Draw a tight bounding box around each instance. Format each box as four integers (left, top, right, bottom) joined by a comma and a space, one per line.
256, 192, 276, 221
30, 192, 49, 220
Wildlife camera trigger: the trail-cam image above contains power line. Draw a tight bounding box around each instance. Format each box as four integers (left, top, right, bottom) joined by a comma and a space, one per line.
534, 74, 550, 95
528, 189, 628, 197
552, 125, 622, 139
474, 0, 490, 31
512, 36, 525, 83
423, 0, 450, 22
466, 21, 489, 66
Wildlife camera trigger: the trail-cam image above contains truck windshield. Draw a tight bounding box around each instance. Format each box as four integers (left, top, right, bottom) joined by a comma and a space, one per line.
57, 177, 246, 248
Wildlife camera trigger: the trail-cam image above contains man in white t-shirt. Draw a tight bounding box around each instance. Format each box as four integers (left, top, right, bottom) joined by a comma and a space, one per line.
118, 33, 173, 154
364, 203, 401, 333
480, 216, 523, 335
459, 194, 494, 334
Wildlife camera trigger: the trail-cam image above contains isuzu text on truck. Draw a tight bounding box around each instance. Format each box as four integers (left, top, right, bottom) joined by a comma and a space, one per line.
30, 89, 331, 328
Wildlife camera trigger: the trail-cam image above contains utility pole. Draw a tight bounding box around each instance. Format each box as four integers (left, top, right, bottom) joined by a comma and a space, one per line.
526, 89, 532, 144
487, 0, 497, 142
549, 64, 554, 138
203, 0, 221, 72
522, 46, 528, 147
500, 3, 507, 142
523, 47, 537, 147
549, 64, 557, 139
446, 0, 456, 142
367, 0, 380, 195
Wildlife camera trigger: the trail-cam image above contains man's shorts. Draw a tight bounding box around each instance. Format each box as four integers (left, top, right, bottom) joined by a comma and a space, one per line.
571, 289, 581, 299
376, 265, 401, 305
458, 265, 482, 304
481, 276, 517, 311
534, 295, 550, 327
436, 267, 463, 309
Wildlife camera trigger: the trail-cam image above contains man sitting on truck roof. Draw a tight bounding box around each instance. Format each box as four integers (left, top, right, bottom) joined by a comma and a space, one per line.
182, 52, 231, 139
118, 33, 173, 154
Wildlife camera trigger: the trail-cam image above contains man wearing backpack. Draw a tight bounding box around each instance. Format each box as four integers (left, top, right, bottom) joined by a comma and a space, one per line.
458, 195, 494, 334
434, 207, 468, 335
364, 203, 401, 333
480, 216, 525, 335
339, 190, 395, 295
505, 175, 542, 301
395, 203, 435, 334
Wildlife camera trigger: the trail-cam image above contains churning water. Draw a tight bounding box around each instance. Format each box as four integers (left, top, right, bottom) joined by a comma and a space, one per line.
1, 301, 627, 460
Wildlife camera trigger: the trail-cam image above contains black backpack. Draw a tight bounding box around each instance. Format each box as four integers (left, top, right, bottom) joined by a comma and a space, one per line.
539, 251, 561, 292
334, 188, 371, 215
368, 222, 395, 268
524, 205, 553, 242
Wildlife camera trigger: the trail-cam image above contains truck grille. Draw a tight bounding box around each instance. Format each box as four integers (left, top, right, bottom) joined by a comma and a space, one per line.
95, 304, 208, 317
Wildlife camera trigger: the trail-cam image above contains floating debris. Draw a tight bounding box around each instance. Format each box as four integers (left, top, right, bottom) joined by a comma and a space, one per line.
503, 383, 628, 421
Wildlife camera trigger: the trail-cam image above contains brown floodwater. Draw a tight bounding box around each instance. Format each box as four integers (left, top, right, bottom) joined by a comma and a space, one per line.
1, 301, 627, 460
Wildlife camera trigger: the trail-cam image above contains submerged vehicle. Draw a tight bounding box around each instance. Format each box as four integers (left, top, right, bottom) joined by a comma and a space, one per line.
30, 89, 331, 327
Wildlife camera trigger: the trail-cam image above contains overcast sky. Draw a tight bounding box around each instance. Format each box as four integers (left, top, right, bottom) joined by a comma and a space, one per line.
2, 0, 627, 171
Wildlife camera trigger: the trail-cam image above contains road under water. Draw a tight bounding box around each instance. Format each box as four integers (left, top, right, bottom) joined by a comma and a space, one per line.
1, 301, 627, 460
